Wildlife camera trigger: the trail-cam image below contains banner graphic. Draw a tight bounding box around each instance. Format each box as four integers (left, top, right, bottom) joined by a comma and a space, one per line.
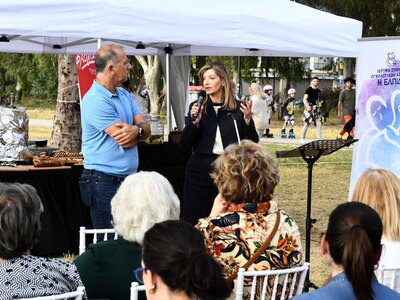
75, 54, 96, 101
349, 38, 400, 197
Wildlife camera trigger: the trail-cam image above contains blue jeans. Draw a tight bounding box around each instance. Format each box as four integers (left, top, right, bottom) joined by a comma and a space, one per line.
79, 169, 124, 230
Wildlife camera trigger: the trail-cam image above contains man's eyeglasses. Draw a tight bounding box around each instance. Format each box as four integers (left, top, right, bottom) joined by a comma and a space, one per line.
134, 267, 145, 284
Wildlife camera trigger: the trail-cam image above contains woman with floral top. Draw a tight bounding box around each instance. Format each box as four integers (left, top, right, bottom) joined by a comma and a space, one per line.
196, 140, 303, 299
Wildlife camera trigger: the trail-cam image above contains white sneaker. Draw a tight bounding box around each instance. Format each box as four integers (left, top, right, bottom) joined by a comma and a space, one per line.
300, 138, 306, 144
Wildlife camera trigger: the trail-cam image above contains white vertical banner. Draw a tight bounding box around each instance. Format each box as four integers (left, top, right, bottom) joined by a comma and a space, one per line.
349, 37, 400, 197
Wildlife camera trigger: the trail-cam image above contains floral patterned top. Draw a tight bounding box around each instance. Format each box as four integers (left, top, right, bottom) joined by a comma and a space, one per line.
197, 201, 303, 299
0, 256, 85, 300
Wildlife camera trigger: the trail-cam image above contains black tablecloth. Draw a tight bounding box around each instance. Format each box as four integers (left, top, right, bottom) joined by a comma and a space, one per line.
0, 167, 91, 256
138, 142, 191, 202
0, 142, 190, 256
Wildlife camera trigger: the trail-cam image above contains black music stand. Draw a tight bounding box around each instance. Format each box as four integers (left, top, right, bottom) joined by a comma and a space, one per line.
276, 139, 357, 291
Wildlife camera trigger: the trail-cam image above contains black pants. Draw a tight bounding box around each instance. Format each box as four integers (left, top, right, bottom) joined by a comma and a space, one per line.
182, 153, 218, 225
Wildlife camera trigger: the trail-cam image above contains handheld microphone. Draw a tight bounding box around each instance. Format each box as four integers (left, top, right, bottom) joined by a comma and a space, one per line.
191, 90, 206, 121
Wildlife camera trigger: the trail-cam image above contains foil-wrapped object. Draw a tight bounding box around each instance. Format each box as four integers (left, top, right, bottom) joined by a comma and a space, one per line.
0, 106, 29, 161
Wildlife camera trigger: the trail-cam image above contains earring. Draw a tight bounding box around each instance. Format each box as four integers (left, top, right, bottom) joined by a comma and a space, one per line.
149, 284, 157, 294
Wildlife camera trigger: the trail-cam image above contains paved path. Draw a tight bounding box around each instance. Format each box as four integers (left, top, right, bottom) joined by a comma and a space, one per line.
260, 136, 308, 146
29, 119, 53, 127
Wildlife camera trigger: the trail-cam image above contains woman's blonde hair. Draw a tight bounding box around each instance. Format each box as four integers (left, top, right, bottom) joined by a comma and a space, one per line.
212, 140, 279, 204
250, 82, 267, 100
198, 61, 236, 110
352, 168, 400, 240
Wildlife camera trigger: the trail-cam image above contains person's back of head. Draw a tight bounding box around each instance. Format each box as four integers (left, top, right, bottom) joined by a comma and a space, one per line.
212, 139, 280, 204
111, 171, 180, 244
352, 168, 400, 240
142, 220, 232, 300
0, 182, 43, 259
250, 82, 267, 99
325, 201, 382, 300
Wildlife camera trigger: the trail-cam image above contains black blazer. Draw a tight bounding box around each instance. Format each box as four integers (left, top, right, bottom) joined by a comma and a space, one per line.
180, 100, 259, 154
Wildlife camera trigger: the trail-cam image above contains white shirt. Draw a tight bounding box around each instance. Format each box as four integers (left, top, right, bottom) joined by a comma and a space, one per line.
212, 105, 224, 155
376, 239, 400, 292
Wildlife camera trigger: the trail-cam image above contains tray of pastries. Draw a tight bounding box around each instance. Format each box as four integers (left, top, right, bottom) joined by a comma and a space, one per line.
32, 151, 83, 167
51, 151, 83, 166
52, 151, 83, 158
33, 155, 66, 167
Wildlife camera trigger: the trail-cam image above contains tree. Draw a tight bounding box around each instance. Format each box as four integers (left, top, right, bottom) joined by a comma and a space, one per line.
28, 54, 58, 101
134, 55, 162, 115
50, 54, 81, 152
0, 53, 57, 103
0, 53, 33, 100
296, 0, 400, 77
296, 0, 400, 37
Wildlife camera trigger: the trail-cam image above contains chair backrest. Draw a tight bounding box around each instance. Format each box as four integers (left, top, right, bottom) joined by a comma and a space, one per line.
79, 226, 119, 255
235, 263, 309, 300
375, 266, 400, 292
130, 282, 146, 300
20, 286, 85, 300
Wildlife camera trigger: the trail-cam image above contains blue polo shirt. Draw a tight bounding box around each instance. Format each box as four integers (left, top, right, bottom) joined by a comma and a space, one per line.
81, 81, 140, 177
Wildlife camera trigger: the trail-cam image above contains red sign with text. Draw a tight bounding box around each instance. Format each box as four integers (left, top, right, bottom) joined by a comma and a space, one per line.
75, 54, 96, 101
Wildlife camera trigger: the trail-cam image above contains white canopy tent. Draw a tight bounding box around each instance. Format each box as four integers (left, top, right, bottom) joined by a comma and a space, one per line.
0, 0, 363, 129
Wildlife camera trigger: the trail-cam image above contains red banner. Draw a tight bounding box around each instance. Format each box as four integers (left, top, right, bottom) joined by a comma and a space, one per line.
75, 54, 96, 101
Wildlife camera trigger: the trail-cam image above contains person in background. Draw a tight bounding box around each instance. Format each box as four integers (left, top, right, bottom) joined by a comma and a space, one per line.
262, 84, 274, 138
352, 168, 400, 292
249, 82, 269, 139
281, 88, 297, 139
80, 44, 150, 230
180, 61, 258, 225
197, 140, 302, 300
121, 78, 150, 122
0, 183, 85, 299
294, 202, 400, 299
301, 76, 322, 143
337, 76, 356, 140
75, 171, 180, 300
138, 220, 232, 300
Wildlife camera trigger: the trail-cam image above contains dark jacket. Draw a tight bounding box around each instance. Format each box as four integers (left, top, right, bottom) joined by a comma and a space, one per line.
180, 100, 259, 154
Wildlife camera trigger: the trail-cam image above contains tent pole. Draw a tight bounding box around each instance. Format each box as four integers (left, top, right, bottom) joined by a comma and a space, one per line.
165, 44, 172, 134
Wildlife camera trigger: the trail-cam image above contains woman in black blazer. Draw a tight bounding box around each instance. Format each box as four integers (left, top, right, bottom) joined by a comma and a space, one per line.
180, 61, 258, 225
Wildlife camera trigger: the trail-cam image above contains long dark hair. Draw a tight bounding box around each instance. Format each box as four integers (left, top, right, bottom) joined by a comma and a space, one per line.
142, 220, 232, 300
325, 202, 382, 300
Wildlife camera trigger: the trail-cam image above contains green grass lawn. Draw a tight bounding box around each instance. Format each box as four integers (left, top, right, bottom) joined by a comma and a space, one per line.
25, 108, 54, 140
29, 126, 52, 141
25, 108, 55, 120
263, 139, 353, 287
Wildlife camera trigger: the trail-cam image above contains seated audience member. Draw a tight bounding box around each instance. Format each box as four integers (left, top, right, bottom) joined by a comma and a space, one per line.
196, 140, 303, 299
138, 220, 232, 300
0, 182, 85, 299
74, 171, 180, 300
352, 168, 400, 291
294, 202, 400, 299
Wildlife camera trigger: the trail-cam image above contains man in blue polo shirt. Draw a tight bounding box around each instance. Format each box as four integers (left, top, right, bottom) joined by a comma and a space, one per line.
79, 44, 150, 229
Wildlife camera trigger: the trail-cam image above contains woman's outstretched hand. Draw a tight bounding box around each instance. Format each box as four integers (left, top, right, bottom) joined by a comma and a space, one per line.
240, 99, 252, 125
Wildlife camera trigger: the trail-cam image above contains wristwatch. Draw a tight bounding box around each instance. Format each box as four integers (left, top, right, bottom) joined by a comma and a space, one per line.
136, 124, 144, 139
